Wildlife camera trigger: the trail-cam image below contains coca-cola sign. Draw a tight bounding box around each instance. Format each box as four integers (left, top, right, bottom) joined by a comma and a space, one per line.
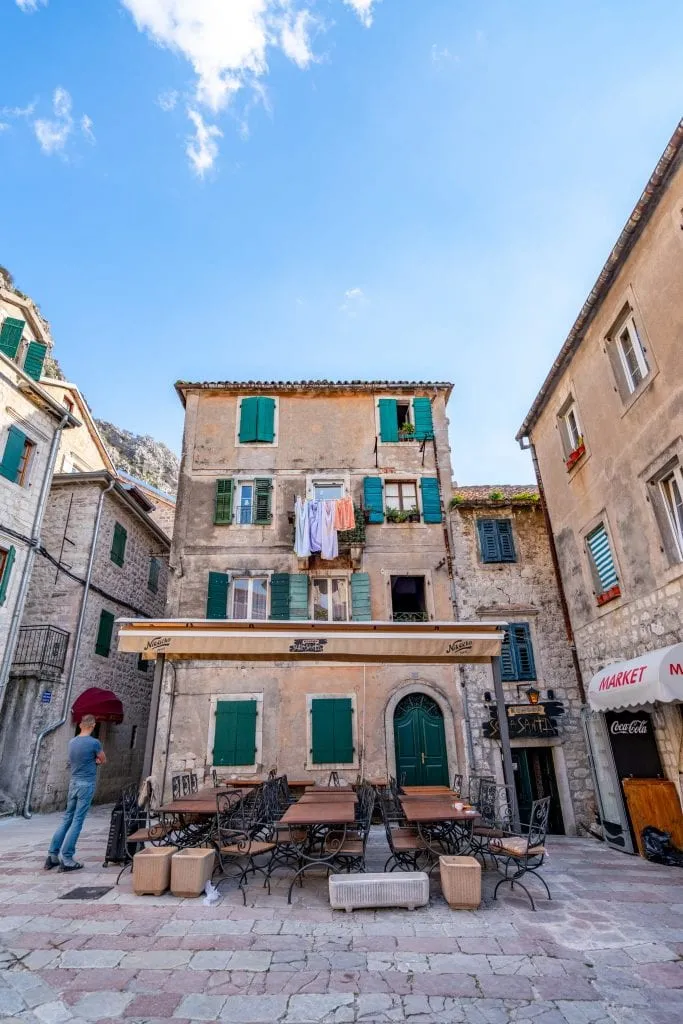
609, 719, 648, 736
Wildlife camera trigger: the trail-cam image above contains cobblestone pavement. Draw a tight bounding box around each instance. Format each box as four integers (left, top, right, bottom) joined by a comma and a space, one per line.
1, 807, 682, 1023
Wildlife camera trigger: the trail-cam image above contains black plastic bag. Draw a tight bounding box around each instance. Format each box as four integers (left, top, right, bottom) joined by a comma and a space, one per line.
642, 826, 683, 866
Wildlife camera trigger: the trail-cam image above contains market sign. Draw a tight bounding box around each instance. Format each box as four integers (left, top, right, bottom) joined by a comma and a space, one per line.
483, 701, 564, 740
588, 643, 683, 711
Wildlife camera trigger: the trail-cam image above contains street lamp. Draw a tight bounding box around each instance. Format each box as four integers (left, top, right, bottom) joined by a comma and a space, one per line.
526, 686, 541, 705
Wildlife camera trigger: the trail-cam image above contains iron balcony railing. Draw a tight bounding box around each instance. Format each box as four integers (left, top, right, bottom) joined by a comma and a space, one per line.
12, 625, 70, 677
392, 611, 429, 622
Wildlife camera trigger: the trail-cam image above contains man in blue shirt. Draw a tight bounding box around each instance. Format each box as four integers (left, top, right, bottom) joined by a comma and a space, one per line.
45, 714, 106, 871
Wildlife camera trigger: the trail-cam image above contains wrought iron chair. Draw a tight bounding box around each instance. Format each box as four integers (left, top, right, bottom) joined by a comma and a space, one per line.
172, 771, 198, 800
492, 796, 552, 911
452, 773, 464, 798
378, 789, 428, 872
261, 777, 307, 881
467, 774, 495, 807
213, 787, 276, 904
469, 781, 513, 868
323, 784, 374, 872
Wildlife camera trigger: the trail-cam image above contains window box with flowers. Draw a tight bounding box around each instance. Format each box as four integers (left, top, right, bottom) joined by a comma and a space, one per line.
565, 438, 586, 471
385, 506, 420, 524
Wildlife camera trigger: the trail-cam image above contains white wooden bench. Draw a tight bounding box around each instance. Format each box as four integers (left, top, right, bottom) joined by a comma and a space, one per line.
329, 871, 429, 912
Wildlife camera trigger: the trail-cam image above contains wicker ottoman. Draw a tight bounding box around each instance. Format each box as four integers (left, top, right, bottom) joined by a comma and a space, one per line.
439, 856, 481, 909
133, 846, 177, 896
170, 848, 216, 898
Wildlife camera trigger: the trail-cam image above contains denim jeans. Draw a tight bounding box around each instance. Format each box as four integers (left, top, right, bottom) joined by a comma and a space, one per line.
49, 778, 96, 863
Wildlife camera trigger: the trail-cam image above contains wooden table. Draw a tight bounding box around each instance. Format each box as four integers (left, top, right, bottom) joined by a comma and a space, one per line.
399, 799, 479, 823
299, 791, 357, 804
280, 799, 358, 902
399, 797, 479, 857
402, 786, 456, 796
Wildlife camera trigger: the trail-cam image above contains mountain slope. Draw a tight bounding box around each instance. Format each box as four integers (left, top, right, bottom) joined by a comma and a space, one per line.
95, 420, 179, 495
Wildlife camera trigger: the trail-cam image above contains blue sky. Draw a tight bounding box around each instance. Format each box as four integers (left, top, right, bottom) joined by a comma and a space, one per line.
1, 1, 681, 483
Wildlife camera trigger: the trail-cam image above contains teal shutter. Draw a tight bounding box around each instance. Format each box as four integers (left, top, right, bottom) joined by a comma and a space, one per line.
289, 574, 309, 620
0, 317, 25, 360
0, 426, 27, 483
0, 546, 16, 606
420, 478, 442, 523
500, 623, 535, 681
256, 398, 276, 443
500, 629, 516, 681
478, 519, 500, 562
269, 573, 291, 620
311, 698, 354, 764
412, 397, 434, 440
254, 478, 273, 524
351, 572, 371, 621
378, 399, 399, 442
95, 610, 115, 657
239, 397, 259, 442
110, 523, 127, 566
148, 557, 160, 593
363, 477, 384, 523
207, 571, 229, 618
497, 520, 516, 562
23, 342, 48, 381
586, 525, 619, 593
214, 479, 233, 524
214, 700, 257, 766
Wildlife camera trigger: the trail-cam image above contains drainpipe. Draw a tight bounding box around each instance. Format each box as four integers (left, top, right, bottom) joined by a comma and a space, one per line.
523, 438, 586, 703
0, 413, 70, 720
23, 478, 115, 817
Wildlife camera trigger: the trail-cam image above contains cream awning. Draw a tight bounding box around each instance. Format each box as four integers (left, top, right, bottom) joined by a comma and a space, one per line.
116, 619, 506, 664
588, 643, 683, 711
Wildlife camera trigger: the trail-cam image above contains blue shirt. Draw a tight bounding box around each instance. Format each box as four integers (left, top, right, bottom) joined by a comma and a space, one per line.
68, 736, 102, 783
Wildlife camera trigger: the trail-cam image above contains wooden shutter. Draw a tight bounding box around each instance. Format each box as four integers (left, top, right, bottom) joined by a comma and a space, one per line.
0, 317, 25, 360
511, 623, 536, 681
95, 610, 115, 657
239, 397, 259, 442
206, 571, 229, 619
256, 397, 276, 443
0, 546, 16, 606
254, 478, 273, 524
420, 477, 442, 523
363, 477, 384, 523
412, 397, 434, 440
311, 698, 354, 764
0, 426, 27, 483
500, 628, 516, 681
269, 573, 291, 620
289, 574, 309, 620
477, 519, 500, 562
110, 523, 127, 566
586, 525, 619, 593
148, 557, 160, 593
23, 341, 48, 381
378, 399, 399, 442
214, 479, 233, 524
497, 520, 516, 562
351, 572, 371, 621
213, 700, 257, 766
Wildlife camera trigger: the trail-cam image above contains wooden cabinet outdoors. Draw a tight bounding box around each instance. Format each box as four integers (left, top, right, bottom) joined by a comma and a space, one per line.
622, 778, 683, 856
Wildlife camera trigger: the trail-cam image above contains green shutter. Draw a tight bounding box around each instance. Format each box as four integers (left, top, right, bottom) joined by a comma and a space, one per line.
256, 397, 276, 443
363, 477, 384, 523
95, 610, 115, 657
497, 520, 516, 562
214, 479, 234, 524
110, 523, 127, 566
0, 426, 27, 483
254, 478, 273, 524
500, 629, 516, 681
351, 572, 371, 621
412, 397, 434, 440
269, 573, 290, 620
311, 698, 354, 764
207, 571, 229, 619
214, 700, 257, 766
0, 317, 25, 360
23, 341, 48, 381
148, 557, 160, 593
378, 399, 399, 442
511, 624, 536, 681
0, 546, 16, 606
239, 397, 259, 443
420, 477, 442, 523
477, 519, 500, 562
289, 574, 309, 620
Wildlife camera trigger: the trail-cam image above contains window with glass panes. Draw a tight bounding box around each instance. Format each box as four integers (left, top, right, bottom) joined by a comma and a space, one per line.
617, 318, 648, 393
385, 480, 418, 512
313, 482, 344, 500
231, 577, 268, 620
235, 482, 255, 524
312, 578, 348, 622
661, 468, 683, 559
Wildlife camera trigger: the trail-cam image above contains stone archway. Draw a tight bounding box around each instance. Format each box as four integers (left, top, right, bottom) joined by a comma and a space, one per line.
384, 678, 463, 784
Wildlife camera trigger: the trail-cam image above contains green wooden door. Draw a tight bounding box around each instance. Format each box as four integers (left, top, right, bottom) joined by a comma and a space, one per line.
394, 694, 448, 786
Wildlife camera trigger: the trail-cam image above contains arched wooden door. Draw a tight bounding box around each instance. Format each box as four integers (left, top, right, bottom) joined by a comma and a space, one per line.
394, 694, 449, 786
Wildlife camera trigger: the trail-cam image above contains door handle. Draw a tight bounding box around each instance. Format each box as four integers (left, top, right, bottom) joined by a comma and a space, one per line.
421, 752, 425, 765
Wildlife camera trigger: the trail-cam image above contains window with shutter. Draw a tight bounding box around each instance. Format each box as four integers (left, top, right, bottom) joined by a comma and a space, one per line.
500, 623, 536, 682
420, 477, 442, 523
207, 572, 229, 618
378, 399, 399, 442
269, 573, 291, 620
477, 519, 516, 562
0, 426, 29, 484
363, 477, 384, 523
254, 478, 273, 524
23, 341, 48, 381
0, 317, 25, 360
238, 396, 276, 443
310, 698, 354, 764
110, 523, 127, 567
214, 479, 234, 524
213, 700, 258, 766
412, 397, 434, 440
586, 524, 619, 594
95, 610, 115, 657
0, 545, 16, 606
289, 574, 309, 620
350, 572, 371, 621
148, 557, 160, 593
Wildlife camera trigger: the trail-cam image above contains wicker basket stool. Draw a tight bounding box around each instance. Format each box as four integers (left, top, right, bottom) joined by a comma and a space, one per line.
439, 855, 481, 909
170, 847, 216, 897
133, 846, 177, 896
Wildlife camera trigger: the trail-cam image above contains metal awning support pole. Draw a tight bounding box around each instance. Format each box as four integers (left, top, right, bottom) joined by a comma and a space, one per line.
142, 654, 165, 779
491, 655, 520, 831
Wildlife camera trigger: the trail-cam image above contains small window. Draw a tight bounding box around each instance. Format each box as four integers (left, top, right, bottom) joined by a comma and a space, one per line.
586, 523, 620, 601
95, 610, 115, 658
16, 437, 35, 487
214, 699, 258, 766
616, 317, 649, 393
396, 401, 412, 430
477, 519, 516, 563
231, 577, 268, 620
378, 397, 434, 442
235, 479, 272, 525
310, 697, 354, 764
0, 545, 16, 606
390, 575, 427, 621
500, 623, 536, 682
385, 480, 418, 517
238, 396, 276, 444
313, 481, 344, 500
0, 426, 35, 487
148, 556, 161, 593
110, 522, 127, 567
312, 578, 348, 622
660, 467, 683, 561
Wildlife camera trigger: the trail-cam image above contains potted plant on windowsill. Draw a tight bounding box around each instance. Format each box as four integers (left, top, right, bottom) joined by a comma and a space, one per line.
405, 506, 420, 523
565, 436, 586, 471
399, 422, 415, 441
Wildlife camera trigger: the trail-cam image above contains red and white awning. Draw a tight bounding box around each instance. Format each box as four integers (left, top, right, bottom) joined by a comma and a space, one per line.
588, 643, 683, 711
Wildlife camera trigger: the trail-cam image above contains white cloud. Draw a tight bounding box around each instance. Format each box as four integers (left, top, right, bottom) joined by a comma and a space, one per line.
16, 0, 47, 11
280, 9, 316, 68
431, 44, 457, 67
186, 108, 222, 177
158, 89, 179, 112
0, 101, 37, 119
34, 87, 73, 154
0, 124, 9, 133
81, 114, 96, 143
340, 286, 368, 316
344, 0, 379, 28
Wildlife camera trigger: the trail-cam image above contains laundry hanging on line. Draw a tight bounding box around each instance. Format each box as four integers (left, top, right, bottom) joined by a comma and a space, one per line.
294, 496, 356, 559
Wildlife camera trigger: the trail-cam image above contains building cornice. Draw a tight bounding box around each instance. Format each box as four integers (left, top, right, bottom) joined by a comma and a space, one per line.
175, 379, 454, 406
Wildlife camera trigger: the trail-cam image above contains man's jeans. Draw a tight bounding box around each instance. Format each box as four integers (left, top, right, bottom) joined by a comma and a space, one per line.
49, 779, 96, 863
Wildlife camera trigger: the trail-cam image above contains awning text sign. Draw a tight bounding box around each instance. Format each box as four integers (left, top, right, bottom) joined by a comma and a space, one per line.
588, 643, 683, 711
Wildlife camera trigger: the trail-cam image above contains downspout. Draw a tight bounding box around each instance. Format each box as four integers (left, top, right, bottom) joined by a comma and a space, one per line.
523, 437, 586, 703
0, 413, 70, 719
23, 478, 115, 817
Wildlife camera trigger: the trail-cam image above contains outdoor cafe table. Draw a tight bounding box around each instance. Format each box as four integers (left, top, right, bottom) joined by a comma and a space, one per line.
157, 787, 245, 847
299, 791, 358, 804
399, 797, 480, 856
280, 799, 358, 903
401, 786, 455, 796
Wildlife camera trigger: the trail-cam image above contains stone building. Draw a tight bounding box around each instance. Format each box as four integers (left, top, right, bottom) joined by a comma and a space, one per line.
449, 486, 592, 834
516, 120, 683, 850
117, 471, 176, 538
142, 380, 479, 797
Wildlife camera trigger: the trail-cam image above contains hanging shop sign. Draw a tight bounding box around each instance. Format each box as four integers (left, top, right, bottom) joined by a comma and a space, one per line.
483, 701, 565, 740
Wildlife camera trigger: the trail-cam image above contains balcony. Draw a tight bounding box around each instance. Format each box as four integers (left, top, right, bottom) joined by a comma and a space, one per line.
392, 611, 429, 622
12, 625, 70, 678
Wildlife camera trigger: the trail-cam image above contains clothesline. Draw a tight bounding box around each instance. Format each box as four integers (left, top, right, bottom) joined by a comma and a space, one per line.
294, 496, 356, 559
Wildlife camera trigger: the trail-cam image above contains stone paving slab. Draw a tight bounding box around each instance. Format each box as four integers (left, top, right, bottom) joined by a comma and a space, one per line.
1, 806, 682, 1022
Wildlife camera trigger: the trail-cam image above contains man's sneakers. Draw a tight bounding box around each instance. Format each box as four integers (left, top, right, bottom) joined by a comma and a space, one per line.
44, 855, 60, 870
58, 860, 84, 872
